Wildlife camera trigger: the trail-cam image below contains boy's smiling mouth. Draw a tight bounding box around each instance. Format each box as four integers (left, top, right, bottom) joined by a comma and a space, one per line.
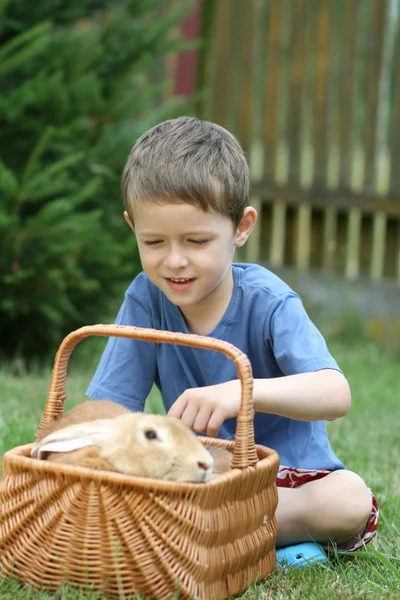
164, 277, 196, 292
169, 278, 193, 283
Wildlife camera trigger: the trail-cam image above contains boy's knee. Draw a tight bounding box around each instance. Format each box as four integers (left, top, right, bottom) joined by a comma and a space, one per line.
336, 470, 372, 534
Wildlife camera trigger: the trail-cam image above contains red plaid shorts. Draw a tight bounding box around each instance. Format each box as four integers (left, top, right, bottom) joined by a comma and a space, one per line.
277, 466, 379, 552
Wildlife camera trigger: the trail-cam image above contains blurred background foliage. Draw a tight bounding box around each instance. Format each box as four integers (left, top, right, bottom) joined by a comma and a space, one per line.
2, 0, 399, 365
0, 0, 193, 361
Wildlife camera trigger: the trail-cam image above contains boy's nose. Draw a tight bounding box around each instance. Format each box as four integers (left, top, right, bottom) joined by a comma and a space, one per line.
164, 249, 189, 269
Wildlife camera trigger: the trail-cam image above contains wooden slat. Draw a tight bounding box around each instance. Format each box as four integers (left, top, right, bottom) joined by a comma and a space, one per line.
295, 2, 315, 271
263, 0, 280, 180
348, 0, 370, 190
288, 0, 306, 185
322, 206, 337, 271
249, 0, 268, 151
346, 210, 362, 280
225, 0, 245, 134
322, 2, 343, 272
313, 1, 330, 186
326, 1, 343, 190
393, 1, 400, 282
397, 229, 400, 285
391, 1, 400, 282
371, 213, 387, 280
370, 0, 396, 280
274, 0, 293, 184
338, 0, 357, 188
270, 0, 293, 267
364, 0, 385, 191
369, 0, 386, 282
299, 0, 316, 189
246, 0, 267, 264
345, 0, 370, 280
389, 0, 400, 194
296, 204, 312, 271
245, 196, 262, 264
269, 200, 287, 267
236, 0, 254, 152
270, 0, 293, 265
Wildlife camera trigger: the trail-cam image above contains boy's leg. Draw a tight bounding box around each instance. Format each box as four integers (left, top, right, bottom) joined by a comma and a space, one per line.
275, 469, 373, 548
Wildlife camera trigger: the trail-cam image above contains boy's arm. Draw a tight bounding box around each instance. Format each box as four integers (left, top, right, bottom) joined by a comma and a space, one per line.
252, 368, 351, 420
168, 369, 350, 437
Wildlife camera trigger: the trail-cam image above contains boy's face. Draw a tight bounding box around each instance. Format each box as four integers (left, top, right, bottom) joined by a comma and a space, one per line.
126, 201, 255, 332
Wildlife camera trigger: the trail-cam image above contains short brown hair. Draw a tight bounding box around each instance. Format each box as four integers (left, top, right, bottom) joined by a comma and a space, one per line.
122, 117, 250, 226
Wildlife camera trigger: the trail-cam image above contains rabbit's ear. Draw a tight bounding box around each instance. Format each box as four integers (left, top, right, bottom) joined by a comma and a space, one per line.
31, 418, 116, 460
31, 437, 94, 460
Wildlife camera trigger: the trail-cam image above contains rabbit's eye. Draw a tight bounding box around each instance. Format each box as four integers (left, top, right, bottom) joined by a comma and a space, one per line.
144, 429, 159, 441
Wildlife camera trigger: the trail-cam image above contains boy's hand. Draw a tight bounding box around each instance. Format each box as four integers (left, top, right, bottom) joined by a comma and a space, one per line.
167, 380, 241, 437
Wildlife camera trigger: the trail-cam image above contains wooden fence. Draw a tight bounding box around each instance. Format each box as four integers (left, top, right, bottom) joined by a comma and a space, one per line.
201, 0, 400, 283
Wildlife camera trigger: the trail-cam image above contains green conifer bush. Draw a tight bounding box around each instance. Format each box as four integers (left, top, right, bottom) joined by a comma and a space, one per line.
0, 0, 191, 360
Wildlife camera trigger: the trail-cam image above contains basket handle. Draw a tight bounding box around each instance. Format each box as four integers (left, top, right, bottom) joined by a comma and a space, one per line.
36, 325, 258, 469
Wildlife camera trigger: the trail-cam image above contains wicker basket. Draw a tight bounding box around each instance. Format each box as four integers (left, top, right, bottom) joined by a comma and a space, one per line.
0, 325, 280, 600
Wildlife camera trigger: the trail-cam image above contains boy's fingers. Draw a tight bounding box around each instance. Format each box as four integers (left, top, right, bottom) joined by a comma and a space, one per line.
193, 406, 213, 434
167, 395, 189, 419
206, 409, 225, 438
179, 403, 201, 431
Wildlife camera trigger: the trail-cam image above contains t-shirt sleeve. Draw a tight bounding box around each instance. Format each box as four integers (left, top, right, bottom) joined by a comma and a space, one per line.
86, 291, 156, 410
266, 292, 341, 376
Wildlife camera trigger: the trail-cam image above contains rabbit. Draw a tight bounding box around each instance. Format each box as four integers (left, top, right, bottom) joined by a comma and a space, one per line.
34, 399, 233, 478
31, 411, 216, 482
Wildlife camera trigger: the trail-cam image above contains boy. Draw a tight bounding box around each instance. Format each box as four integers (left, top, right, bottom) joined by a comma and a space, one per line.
87, 117, 378, 553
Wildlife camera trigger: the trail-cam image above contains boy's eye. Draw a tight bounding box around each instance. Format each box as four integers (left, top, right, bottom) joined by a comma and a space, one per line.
143, 239, 209, 246
143, 240, 162, 246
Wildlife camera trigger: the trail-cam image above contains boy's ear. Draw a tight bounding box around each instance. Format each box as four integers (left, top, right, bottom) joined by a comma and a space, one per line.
234, 207, 257, 247
124, 211, 135, 233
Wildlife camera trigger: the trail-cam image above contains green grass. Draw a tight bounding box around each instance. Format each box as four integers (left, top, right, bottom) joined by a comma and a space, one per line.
0, 338, 399, 599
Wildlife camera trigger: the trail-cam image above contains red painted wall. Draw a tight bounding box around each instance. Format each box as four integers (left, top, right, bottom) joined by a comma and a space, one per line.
173, 1, 203, 96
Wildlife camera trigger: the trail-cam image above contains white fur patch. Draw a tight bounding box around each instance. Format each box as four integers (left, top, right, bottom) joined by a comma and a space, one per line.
31, 437, 93, 460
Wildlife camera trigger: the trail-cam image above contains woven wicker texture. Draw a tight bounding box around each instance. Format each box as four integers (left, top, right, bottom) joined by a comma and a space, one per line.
0, 325, 280, 599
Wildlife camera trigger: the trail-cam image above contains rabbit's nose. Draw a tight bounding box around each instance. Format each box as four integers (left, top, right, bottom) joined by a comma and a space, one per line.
197, 461, 210, 471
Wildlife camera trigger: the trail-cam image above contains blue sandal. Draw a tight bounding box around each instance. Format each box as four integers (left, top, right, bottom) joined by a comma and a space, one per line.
276, 542, 328, 569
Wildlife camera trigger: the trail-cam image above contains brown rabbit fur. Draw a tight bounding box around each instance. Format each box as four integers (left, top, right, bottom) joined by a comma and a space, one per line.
36, 400, 130, 441
34, 399, 233, 477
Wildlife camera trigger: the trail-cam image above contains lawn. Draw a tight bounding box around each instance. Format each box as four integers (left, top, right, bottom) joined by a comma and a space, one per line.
0, 337, 399, 599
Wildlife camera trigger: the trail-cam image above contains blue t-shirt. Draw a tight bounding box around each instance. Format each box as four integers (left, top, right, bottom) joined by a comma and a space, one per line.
87, 263, 344, 471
